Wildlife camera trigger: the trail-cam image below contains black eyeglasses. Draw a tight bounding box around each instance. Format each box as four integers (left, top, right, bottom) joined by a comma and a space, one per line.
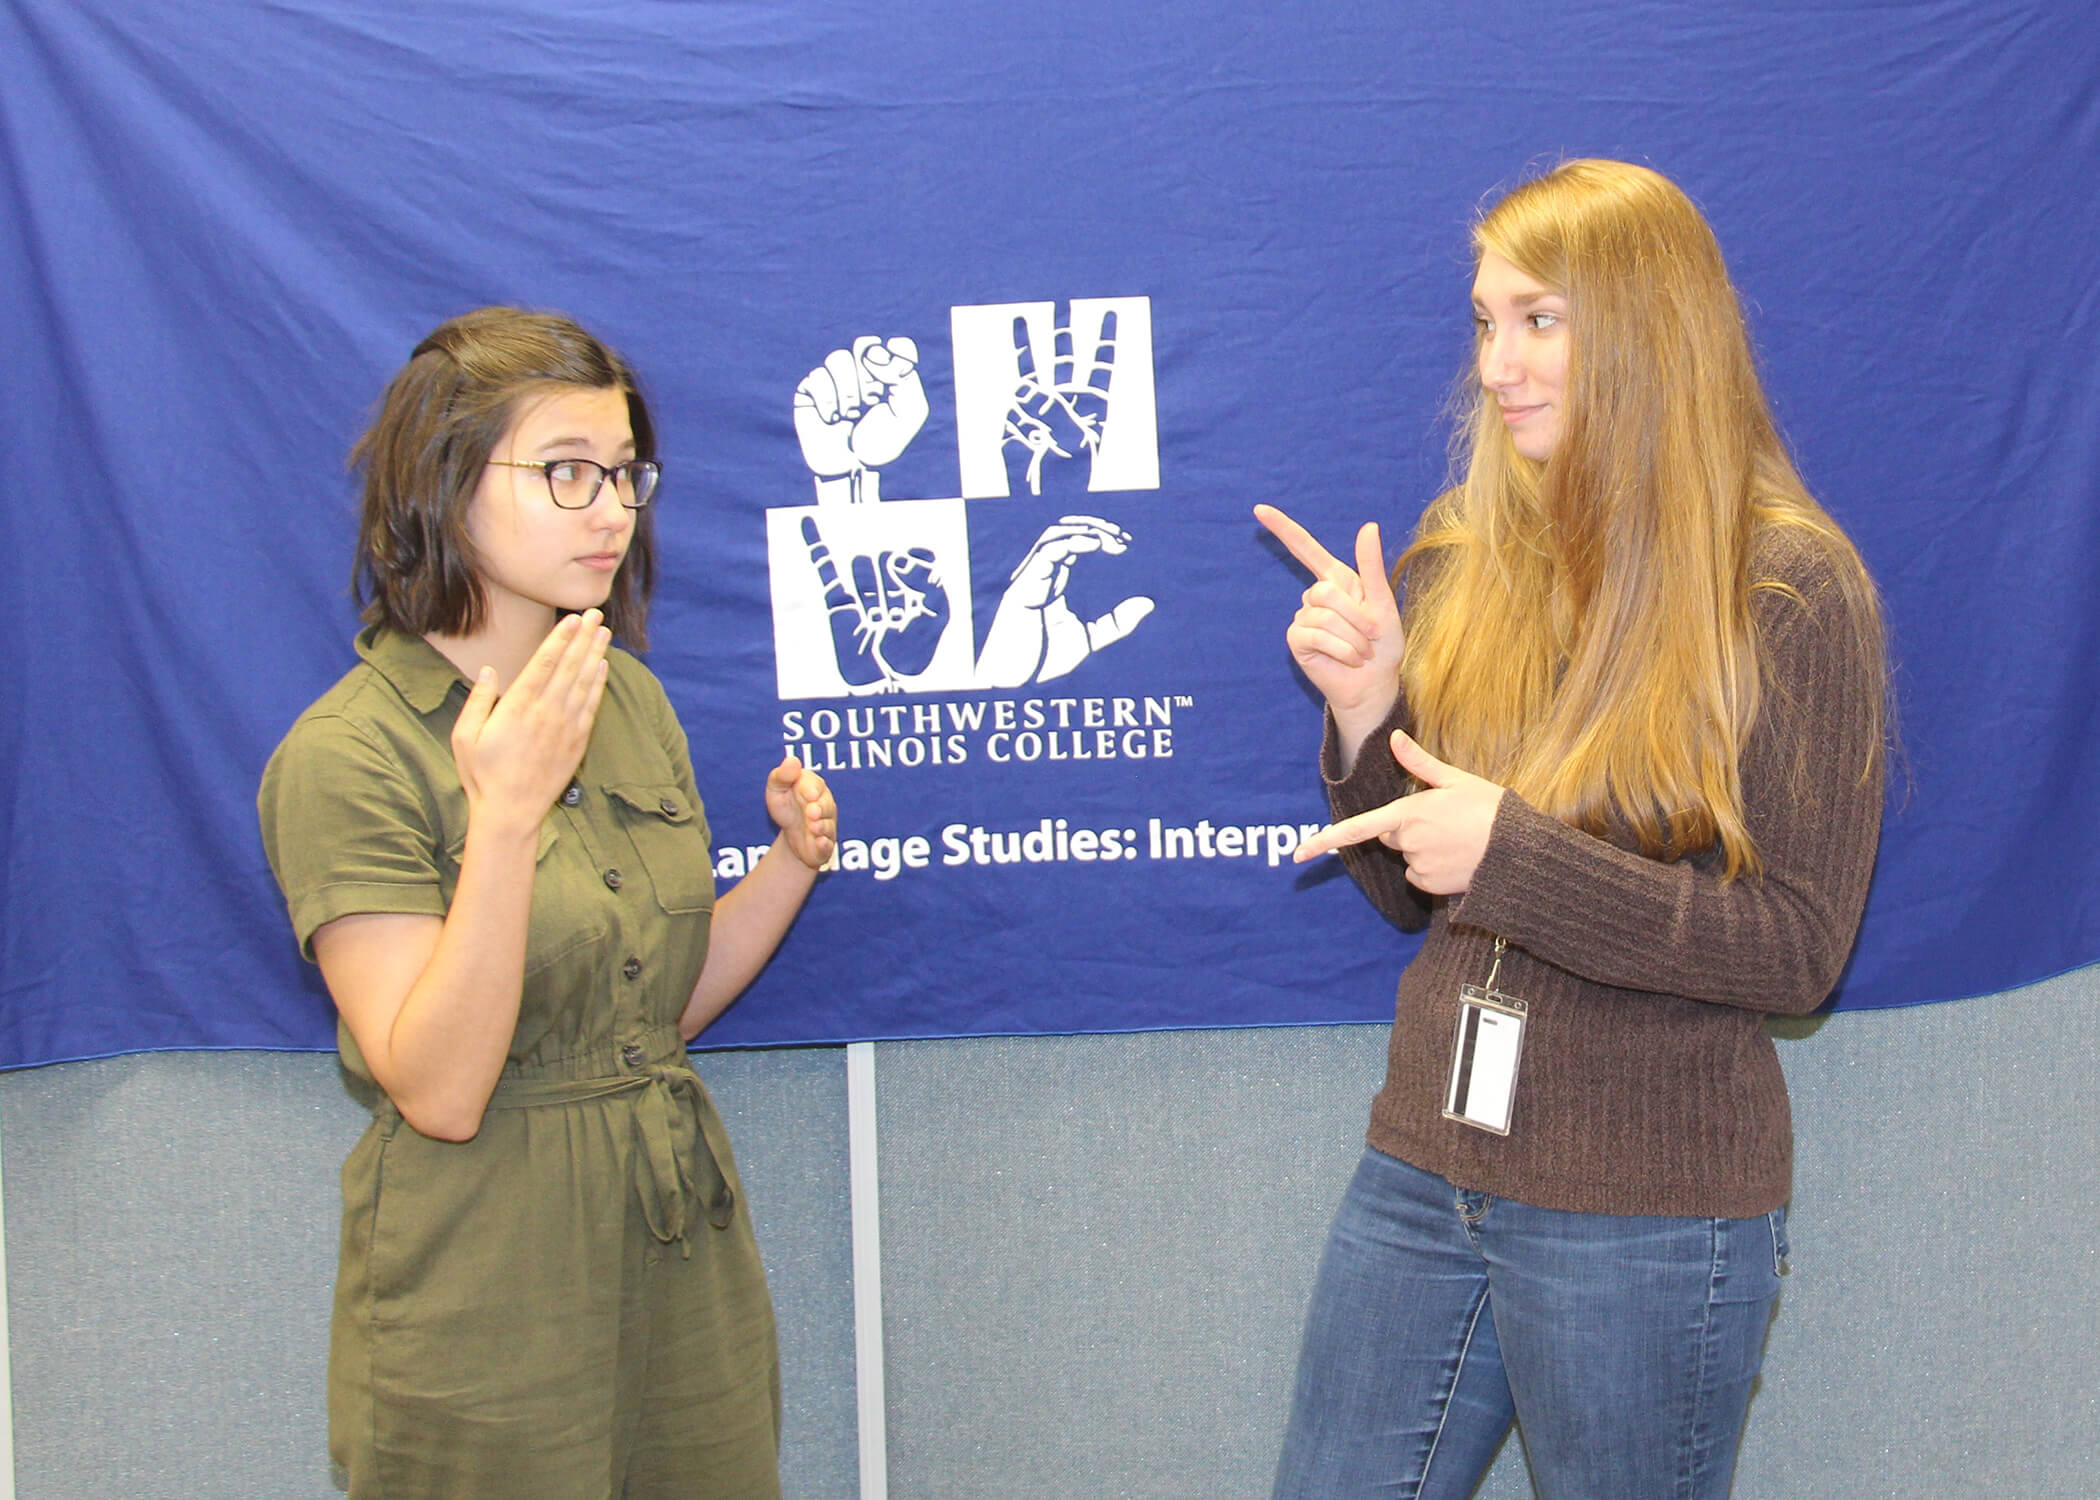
487, 458, 661, 509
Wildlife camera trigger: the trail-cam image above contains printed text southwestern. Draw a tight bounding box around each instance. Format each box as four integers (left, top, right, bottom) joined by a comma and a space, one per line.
734, 681, 1331, 884
779, 690, 1187, 771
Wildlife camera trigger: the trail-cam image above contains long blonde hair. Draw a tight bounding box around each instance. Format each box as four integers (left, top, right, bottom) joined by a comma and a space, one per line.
1399, 160, 1883, 878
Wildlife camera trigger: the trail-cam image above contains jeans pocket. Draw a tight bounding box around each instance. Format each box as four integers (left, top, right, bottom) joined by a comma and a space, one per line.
1767, 1206, 1791, 1277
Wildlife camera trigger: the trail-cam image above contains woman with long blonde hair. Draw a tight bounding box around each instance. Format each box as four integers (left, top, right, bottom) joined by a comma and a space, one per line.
1257, 160, 1886, 1498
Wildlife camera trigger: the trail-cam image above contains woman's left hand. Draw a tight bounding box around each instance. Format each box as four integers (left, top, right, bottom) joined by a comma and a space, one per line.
765, 757, 837, 870
1295, 731, 1506, 894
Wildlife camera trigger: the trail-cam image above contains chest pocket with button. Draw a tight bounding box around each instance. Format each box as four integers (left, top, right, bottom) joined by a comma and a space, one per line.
603, 783, 716, 915
441, 820, 611, 981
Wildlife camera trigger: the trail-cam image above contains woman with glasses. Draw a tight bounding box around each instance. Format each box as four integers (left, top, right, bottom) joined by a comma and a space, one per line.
1257, 161, 1887, 1498
259, 306, 834, 1499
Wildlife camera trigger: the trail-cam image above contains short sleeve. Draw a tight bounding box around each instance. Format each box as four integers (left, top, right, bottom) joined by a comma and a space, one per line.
257, 713, 448, 961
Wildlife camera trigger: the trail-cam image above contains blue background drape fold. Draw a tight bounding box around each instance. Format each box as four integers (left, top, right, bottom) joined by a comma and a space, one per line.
3, 1, 2095, 1066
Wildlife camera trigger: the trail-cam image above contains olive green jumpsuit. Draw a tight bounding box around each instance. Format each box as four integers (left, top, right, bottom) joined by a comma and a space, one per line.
261, 627, 780, 1499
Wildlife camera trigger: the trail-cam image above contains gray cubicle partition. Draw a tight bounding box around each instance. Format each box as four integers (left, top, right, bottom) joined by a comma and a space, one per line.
4, 962, 2096, 1497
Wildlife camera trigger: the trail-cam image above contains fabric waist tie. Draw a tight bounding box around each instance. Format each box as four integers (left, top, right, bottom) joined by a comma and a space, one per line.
461, 1064, 735, 1255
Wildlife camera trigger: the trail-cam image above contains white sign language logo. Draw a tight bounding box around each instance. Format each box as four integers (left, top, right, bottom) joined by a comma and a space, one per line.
797, 515, 949, 687
793, 336, 928, 505
977, 515, 1151, 687
769, 298, 1160, 700
957, 298, 1158, 500
1002, 310, 1116, 496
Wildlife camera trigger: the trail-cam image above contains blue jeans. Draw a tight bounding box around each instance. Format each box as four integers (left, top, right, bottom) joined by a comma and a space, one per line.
1274, 1149, 1787, 1500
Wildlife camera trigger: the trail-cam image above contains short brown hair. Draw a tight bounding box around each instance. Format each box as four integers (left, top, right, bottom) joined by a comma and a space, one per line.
351, 306, 658, 648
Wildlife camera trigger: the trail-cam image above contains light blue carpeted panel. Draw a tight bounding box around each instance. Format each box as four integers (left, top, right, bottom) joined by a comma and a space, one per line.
6, 967, 2097, 1498
872, 964, 2100, 1499
0, 1046, 857, 1500
694, 1046, 860, 1500
867, 1024, 1488, 1498
1744, 963, 2100, 1499
0, 1051, 349, 1499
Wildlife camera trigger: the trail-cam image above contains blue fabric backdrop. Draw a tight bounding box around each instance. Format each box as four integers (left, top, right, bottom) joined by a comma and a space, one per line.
3, 1, 2096, 1067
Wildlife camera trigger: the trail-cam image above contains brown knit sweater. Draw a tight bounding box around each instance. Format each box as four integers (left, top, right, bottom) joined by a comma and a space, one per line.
1322, 528, 1884, 1219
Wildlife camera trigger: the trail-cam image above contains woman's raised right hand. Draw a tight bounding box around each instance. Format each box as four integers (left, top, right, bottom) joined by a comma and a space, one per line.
451, 609, 611, 836
1253, 505, 1405, 730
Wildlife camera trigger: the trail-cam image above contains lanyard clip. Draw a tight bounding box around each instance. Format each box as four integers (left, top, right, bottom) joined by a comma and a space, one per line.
1483, 936, 1508, 993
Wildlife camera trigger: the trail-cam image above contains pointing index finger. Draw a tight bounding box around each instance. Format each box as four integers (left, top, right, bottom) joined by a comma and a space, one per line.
1293, 800, 1407, 862
1254, 504, 1348, 582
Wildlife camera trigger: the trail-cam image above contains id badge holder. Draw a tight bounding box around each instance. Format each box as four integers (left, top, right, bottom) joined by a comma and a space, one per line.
1442, 937, 1529, 1136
